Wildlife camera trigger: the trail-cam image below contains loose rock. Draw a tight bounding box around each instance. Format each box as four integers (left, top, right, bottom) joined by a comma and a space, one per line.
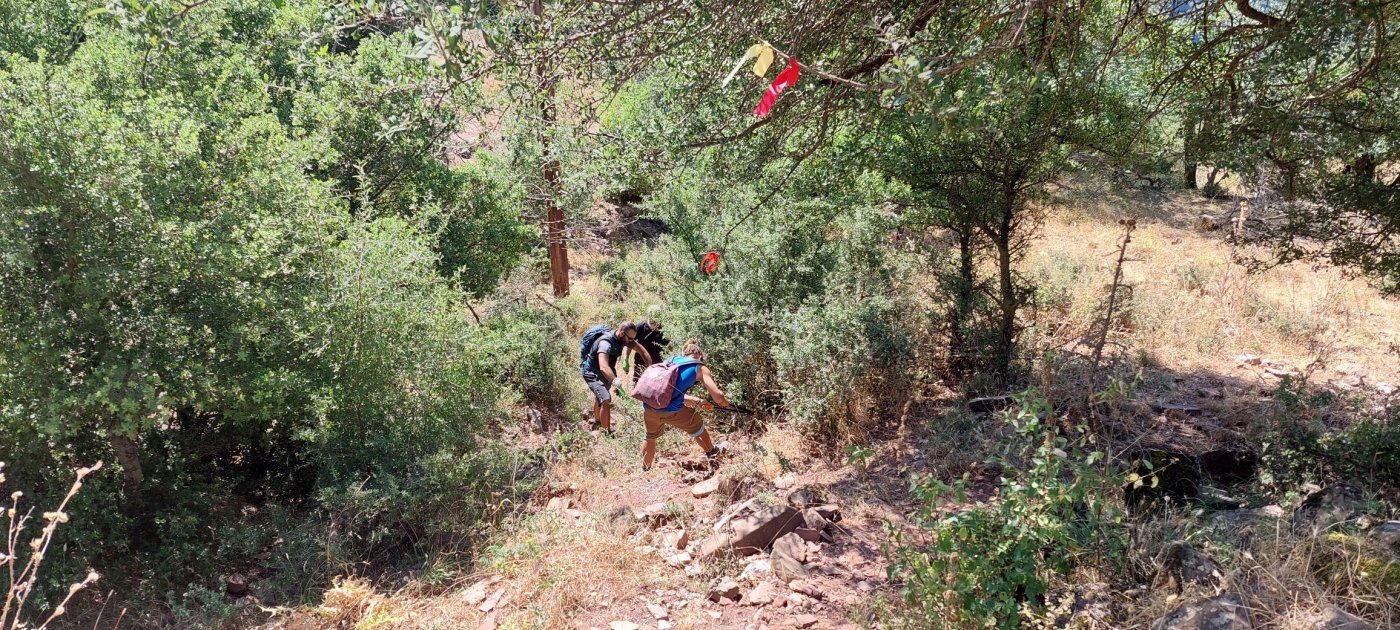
1150, 593, 1253, 630
1293, 482, 1362, 534
479, 587, 506, 613
794, 613, 819, 628
700, 505, 805, 558
224, 574, 249, 598
1319, 606, 1376, 630
1155, 542, 1223, 593
462, 576, 501, 606
788, 579, 825, 600
709, 578, 742, 603
608, 622, 640, 630
746, 582, 777, 606
812, 505, 841, 523
692, 476, 720, 498
666, 551, 693, 568
647, 603, 669, 620
1367, 520, 1400, 552
772, 532, 809, 580
663, 528, 690, 551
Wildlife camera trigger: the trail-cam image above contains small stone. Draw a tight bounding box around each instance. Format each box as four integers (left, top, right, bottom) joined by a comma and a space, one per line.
708, 611, 722, 619
788, 579, 824, 600
794, 614, 819, 628
692, 476, 721, 498
479, 587, 506, 613
738, 558, 772, 581
657, 622, 673, 630
463, 576, 501, 605
547, 496, 572, 511
664, 528, 690, 551
224, 573, 249, 597
812, 505, 841, 523
773, 474, 797, 490
1155, 542, 1222, 593
1151, 593, 1251, 630
685, 563, 704, 577
648, 603, 669, 620
855, 580, 875, 593
666, 551, 693, 568
1319, 606, 1376, 630
746, 582, 777, 606
709, 578, 742, 603
1367, 521, 1400, 551
476, 611, 498, 630
608, 622, 640, 630
794, 527, 823, 542
772, 533, 809, 580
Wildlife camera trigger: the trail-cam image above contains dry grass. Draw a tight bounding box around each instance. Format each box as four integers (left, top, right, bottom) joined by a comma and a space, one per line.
1120, 511, 1399, 629
1030, 178, 1400, 387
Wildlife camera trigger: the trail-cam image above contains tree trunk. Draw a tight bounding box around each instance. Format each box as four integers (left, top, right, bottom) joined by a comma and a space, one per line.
110, 433, 144, 501
1183, 118, 1198, 189
535, 1, 569, 298
993, 234, 1016, 380
948, 225, 976, 379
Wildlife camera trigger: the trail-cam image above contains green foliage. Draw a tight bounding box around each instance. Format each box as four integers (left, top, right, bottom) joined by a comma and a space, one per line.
473, 300, 574, 410
894, 393, 1127, 628
0, 0, 531, 609
645, 154, 915, 439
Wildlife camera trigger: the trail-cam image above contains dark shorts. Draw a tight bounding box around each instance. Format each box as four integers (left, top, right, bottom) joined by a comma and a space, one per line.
583, 371, 612, 404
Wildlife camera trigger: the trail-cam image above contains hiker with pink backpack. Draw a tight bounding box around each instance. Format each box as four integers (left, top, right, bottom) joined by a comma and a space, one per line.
631, 339, 730, 471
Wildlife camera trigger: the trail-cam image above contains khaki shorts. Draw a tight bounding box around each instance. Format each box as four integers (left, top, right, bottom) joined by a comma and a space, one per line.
644, 406, 705, 441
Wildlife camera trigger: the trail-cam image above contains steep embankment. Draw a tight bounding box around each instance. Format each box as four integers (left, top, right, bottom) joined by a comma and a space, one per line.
265, 180, 1400, 629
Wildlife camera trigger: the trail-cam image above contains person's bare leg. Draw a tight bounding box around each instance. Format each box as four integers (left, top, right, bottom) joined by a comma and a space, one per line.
642, 437, 657, 470
694, 429, 714, 454
599, 399, 613, 432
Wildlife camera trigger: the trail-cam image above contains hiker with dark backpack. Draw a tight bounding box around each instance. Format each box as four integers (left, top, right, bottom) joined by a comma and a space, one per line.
580, 321, 653, 435
631, 339, 729, 471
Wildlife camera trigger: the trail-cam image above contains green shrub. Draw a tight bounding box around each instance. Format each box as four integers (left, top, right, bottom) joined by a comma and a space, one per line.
641, 161, 917, 439
892, 393, 1128, 628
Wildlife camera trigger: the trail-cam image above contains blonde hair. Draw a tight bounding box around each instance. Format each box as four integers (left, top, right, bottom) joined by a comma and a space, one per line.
682, 339, 704, 359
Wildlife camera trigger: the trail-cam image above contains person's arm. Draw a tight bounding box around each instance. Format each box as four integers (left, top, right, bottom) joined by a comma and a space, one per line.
632, 341, 654, 367
598, 351, 617, 384
685, 366, 730, 410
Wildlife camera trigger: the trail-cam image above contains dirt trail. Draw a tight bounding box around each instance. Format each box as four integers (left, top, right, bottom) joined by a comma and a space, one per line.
379, 407, 946, 630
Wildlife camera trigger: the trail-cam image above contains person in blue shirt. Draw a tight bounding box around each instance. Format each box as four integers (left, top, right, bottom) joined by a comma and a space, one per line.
641, 339, 730, 471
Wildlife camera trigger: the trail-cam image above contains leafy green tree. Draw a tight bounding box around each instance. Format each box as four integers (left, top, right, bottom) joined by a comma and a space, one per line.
0, 0, 530, 599
874, 1, 1152, 380
1155, 1, 1400, 291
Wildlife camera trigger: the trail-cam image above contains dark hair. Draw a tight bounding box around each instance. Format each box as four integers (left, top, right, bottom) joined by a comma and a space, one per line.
616, 321, 638, 334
